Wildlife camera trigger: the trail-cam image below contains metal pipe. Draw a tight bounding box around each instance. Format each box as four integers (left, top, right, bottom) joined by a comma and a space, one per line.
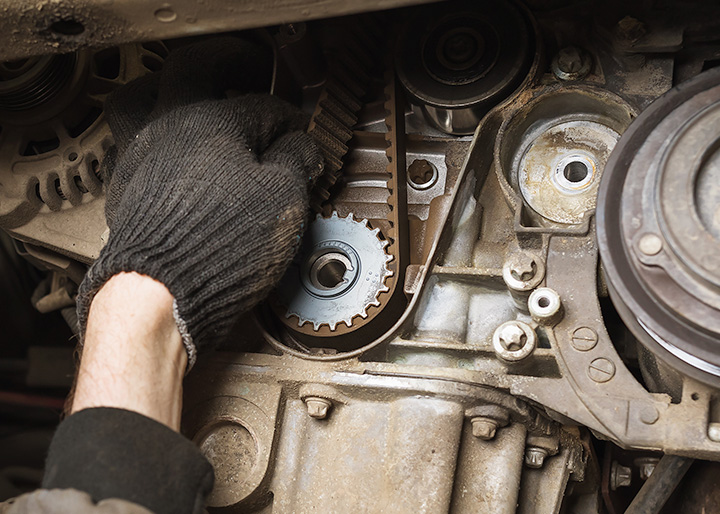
625, 454, 693, 514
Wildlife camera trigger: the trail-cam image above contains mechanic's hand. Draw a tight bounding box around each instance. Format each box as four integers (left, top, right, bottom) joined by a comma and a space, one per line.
76, 37, 324, 367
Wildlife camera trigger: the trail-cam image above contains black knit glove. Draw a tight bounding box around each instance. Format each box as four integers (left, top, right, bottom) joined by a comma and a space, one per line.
77, 38, 324, 367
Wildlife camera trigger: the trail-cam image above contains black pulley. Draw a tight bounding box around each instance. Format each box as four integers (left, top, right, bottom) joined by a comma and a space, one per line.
597, 68, 720, 387
394, 0, 534, 135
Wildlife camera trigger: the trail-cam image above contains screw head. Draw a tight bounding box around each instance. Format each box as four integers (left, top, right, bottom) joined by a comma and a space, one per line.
493, 321, 537, 362
407, 159, 438, 190
509, 254, 537, 282
525, 447, 548, 468
471, 417, 498, 440
304, 397, 332, 419
503, 252, 545, 291
498, 323, 527, 351
588, 357, 616, 383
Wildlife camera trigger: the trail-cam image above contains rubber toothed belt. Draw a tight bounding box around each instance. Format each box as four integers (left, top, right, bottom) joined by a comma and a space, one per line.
289, 59, 409, 333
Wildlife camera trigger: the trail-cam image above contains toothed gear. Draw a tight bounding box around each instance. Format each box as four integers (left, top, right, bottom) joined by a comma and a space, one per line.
278, 212, 393, 331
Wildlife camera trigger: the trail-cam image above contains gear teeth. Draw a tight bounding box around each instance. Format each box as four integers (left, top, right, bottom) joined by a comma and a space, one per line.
308, 20, 385, 212
281, 210, 394, 332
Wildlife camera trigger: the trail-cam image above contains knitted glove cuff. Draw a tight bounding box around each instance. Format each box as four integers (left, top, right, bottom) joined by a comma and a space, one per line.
75, 254, 199, 372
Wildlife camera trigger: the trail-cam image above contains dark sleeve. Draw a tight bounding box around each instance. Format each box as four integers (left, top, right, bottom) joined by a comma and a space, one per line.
41, 407, 214, 514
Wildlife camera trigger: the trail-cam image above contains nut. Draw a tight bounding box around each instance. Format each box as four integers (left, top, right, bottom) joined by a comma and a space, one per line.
304, 397, 332, 419
471, 417, 498, 440
493, 321, 537, 362
528, 287, 563, 324
525, 447, 548, 468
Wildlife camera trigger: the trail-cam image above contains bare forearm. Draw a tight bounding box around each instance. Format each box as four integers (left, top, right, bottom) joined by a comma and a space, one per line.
71, 272, 187, 430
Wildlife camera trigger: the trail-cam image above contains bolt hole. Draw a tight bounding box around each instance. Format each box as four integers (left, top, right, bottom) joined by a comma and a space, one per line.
316, 259, 347, 289
35, 182, 44, 203
68, 152, 78, 162
563, 161, 589, 183
538, 296, 550, 308
691, 392, 700, 401
49, 19, 85, 36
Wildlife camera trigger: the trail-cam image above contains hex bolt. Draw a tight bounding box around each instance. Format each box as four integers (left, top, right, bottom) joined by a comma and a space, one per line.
588, 357, 616, 383
493, 321, 538, 362
552, 46, 592, 81
503, 252, 545, 292
611, 461, 632, 490
304, 397, 332, 419
634, 458, 660, 480
525, 447, 548, 469
617, 15, 646, 42
471, 417, 498, 440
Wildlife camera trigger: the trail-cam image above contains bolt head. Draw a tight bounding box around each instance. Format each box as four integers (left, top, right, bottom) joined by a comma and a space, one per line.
471, 418, 497, 440
617, 16, 646, 41
305, 397, 332, 419
611, 461, 632, 490
509, 254, 537, 282
636, 459, 658, 480
499, 323, 527, 351
525, 447, 547, 468
557, 46, 583, 73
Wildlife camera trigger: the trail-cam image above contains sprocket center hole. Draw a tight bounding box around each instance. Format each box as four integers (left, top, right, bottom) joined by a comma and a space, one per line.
317, 258, 347, 289
563, 161, 589, 183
